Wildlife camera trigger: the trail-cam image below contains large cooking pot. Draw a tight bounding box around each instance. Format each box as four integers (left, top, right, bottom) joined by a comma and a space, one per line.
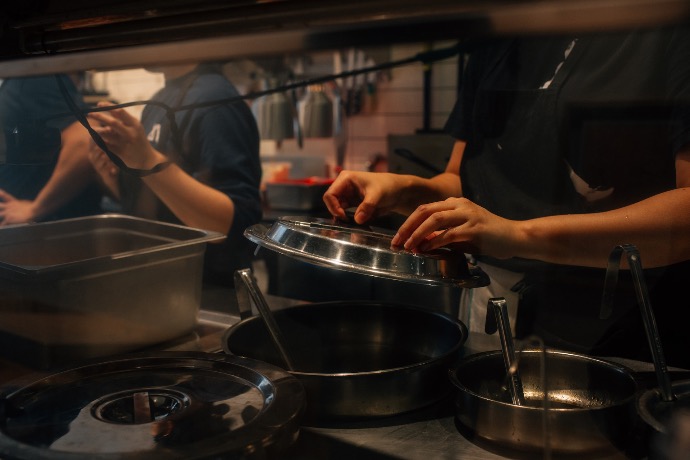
450, 349, 639, 455
223, 300, 468, 423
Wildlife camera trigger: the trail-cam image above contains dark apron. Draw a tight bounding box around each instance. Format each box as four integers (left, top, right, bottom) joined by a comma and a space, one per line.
464, 39, 661, 362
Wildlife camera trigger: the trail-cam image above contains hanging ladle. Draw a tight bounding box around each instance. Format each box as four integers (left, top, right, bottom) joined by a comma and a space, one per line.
488, 297, 526, 405
234, 268, 296, 371
600, 243, 675, 402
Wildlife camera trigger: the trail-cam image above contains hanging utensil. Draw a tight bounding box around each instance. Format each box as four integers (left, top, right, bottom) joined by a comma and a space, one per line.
600, 243, 675, 402
488, 297, 525, 406
234, 268, 295, 371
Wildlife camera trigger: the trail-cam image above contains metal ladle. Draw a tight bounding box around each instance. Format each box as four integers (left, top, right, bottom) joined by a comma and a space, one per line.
234, 268, 295, 371
600, 243, 675, 402
488, 297, 526, 405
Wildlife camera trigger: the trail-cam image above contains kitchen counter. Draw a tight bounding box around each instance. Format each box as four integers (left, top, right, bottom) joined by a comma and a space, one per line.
0, 289, 682, 459
180, 292, 675, 460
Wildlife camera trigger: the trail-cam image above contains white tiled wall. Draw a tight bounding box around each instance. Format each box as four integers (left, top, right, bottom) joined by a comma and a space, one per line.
96, 42, 459, 174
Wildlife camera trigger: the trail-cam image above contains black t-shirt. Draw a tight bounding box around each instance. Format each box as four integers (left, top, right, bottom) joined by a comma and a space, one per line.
447, 28, 690, 217
121, 67, 262, 287
0, 75, 101, 220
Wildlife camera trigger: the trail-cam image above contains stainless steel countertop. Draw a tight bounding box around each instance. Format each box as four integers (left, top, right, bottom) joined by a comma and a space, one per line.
0, 288, 670, 459
189, 290, 668, 460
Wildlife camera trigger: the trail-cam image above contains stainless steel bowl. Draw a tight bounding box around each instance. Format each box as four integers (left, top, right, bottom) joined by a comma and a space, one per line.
244, 216, 489, 288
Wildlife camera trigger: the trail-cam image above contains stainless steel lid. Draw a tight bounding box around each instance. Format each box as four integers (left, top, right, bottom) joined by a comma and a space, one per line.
0, 352, 305, 459
245, 216, 489, 288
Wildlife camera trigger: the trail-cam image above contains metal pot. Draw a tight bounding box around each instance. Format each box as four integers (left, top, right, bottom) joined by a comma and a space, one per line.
222, 301, 468, 423
450, 349, 639, 455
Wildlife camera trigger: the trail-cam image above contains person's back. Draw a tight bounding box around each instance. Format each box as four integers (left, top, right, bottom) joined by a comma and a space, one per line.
116, 64, 262, 287
0, 75, 101, 221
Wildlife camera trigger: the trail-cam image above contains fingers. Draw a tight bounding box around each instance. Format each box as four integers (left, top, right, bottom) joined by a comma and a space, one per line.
393, 198, 472, 252
0, 189, 15, 202
323, 172, 361, 220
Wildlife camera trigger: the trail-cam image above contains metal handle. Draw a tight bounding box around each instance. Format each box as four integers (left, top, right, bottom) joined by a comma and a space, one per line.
488, 297, 525, 406
234, 269, 296, 371
601, 244, 675, 402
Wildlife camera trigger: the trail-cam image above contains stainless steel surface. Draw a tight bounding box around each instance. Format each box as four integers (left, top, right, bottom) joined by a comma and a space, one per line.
603, 244, 676, 402
0, 352, 305, 460
64, 295, 661, 460
488, 298, 525, 406
234, 269, 296, 371
2, 1, 690, 76
0, 214, 224, 369
223, 301, 468, 422
245, 216, 490, 288
638, 379, 690, 433
450, 350, 639, 454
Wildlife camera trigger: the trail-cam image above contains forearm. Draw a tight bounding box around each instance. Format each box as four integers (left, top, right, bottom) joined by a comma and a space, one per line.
142, 162, 235, 234
32, 123, 96, 220
513, 187, 690, 268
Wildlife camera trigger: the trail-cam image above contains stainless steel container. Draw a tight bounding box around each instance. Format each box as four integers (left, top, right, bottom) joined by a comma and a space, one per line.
0, 214, 224, 369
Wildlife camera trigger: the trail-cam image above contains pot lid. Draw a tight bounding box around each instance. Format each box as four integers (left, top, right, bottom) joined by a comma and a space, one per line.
245, 216, 490, 288
0, 352, 305, 460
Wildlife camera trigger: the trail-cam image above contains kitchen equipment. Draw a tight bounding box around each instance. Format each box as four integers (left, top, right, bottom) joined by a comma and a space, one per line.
0, 214, 224, 369
223, 291, 468, 422
298, 84, 333, 138
450, 349, 639, 454
601, 244, 690, 437
0, 352, 305, 460
234, 269, 295, 371
451, 296, 638, 454
251, 80, 294, 144
264, 178, 334, 211
488, 298, 525, 406
244, 216, 489, 288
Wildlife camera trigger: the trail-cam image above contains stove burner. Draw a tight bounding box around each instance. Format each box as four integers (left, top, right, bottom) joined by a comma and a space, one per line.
92, 389, 190, 424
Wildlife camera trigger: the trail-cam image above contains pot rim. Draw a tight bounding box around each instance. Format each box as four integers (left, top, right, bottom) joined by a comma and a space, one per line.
450, 349, 639, 412
223, 301, 468, 377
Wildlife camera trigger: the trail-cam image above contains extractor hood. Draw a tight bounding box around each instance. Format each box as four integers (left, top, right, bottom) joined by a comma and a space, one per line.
1, 0, 689, 76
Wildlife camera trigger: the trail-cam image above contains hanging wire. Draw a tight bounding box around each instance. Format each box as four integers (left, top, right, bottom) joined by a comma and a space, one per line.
50, 42, 464, 177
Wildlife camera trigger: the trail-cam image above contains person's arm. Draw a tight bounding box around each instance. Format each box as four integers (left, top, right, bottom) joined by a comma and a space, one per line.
394, 144, 690, 269
87, 102, 235, 234
323, 140, 466, 224
0, 121, 96, 224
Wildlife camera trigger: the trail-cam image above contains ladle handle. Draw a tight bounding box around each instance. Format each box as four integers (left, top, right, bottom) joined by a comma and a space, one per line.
234, 269, 296, 371
489, 297, 526, 406
602, 244, 674, 402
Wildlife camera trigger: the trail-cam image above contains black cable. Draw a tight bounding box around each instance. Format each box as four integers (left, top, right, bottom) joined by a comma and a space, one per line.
55, 77, 172, 177
55, 41, 464, 177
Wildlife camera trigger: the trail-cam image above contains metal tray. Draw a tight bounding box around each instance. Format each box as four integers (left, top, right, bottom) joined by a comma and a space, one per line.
0, 352, 305, 459
0, 214, 225, 369
245, 216, 489, 288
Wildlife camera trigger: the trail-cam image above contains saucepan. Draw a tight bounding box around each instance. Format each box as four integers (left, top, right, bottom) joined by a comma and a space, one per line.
450, 298, 639, 455
223, 270, 468, 423
450, 348, 639, 454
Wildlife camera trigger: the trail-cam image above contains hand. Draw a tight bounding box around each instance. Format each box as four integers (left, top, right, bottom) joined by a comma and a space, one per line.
323, 171, 402, 224
87, 101, 166, 170
391, 197, 519, 259
88, 146, 121, 199
0, 189, 36, 225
